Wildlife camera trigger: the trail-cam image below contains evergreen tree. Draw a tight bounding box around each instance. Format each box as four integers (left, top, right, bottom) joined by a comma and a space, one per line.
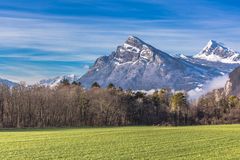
107, 83, 115, 89
91, 82, 100, 88
60, 78, 70, 86
72, 81, 81, 86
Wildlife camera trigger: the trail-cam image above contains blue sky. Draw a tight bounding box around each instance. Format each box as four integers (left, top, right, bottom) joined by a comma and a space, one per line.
0, 0, 240, 83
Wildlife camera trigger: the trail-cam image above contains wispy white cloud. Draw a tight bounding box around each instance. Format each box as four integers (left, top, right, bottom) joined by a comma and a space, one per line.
1, 9, 240, 56
188, 75, 229, 99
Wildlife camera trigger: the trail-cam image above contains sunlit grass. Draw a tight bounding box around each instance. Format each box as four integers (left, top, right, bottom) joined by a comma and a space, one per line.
0, 125, 240, 159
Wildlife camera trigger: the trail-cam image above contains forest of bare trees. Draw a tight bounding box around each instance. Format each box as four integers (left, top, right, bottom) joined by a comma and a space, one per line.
0, 81, 239, 128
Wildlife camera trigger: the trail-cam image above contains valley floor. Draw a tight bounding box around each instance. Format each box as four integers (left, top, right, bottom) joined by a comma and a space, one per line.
0, 125, 240, 160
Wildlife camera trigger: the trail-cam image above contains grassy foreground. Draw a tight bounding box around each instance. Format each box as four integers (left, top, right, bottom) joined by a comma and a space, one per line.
0, 125, 240, 160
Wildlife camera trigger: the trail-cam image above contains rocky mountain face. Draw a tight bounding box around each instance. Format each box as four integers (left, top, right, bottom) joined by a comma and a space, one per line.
224, 66, 240, 97
79, 36, 221, 91
194, 40, 240, 64
209, 66, 240, 100
0, 78, 18, 87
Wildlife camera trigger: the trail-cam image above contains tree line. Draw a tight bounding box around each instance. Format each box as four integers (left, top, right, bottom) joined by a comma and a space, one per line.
0, 81, 239, 128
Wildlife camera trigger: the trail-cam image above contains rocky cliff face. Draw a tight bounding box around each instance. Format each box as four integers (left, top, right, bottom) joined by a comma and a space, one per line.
224, 66, 240, 97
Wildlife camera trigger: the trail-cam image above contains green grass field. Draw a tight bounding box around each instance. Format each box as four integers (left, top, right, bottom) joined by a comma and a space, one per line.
0, 125, 240, 160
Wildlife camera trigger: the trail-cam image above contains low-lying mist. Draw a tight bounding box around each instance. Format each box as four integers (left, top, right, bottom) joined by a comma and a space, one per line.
188, 75, 229, 99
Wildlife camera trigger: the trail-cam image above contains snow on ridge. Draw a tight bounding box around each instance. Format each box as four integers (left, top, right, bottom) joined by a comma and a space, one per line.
195, 53, 240, 64
38, 74, 80, 88
179, 54, 188, 59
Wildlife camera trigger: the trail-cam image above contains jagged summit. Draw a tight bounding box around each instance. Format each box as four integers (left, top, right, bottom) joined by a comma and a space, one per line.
125, 35, 145, 45
123, 36, 155, 50
194, 40, 240, 63
115, 35, 171, 65
201, 40, 228, 55
115, 36, 144, 63
203, 40, 220, 50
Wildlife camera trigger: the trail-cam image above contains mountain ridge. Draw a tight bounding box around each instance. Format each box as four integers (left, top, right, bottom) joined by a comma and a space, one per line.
38, 36, 240, 91
79, 36, 222, 91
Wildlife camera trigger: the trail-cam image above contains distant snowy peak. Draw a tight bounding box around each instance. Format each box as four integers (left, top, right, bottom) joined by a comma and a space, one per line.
194, 40, 240, 64
0, 78, 18, 87
39, 74, 80, 87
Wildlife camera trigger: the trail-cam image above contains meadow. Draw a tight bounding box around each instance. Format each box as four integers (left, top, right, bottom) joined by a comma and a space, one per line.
0, 125, 239, 160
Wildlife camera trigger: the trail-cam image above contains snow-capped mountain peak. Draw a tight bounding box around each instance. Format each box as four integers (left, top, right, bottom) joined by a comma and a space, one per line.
194, 40, 240, 63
